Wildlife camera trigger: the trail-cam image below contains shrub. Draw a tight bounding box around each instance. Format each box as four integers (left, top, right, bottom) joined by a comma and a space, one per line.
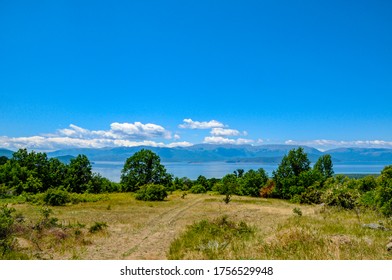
260, 179, 275, 198
43, 188, 70, 206
321, 178, 360, 209
189, 184, 207, 194
293, 207, 303, 216
0, 205, 15, 256
135, 184, 168, 201
89, 222, 108, 233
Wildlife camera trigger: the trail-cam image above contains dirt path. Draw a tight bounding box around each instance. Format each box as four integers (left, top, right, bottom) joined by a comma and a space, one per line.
122, 197, 205, 259
84, 197, 205, 259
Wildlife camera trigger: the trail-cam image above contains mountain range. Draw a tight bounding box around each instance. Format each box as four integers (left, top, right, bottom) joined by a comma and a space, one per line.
1, 145, 392, 164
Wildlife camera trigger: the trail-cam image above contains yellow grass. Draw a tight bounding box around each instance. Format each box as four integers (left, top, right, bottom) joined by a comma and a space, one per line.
4, 192, 392, 260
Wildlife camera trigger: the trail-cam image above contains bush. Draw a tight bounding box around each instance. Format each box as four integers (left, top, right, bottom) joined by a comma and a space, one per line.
89, 222, 108, 233
260, 179, 275, 198
0, 205, 15, 256
321, 178, 360, 209
135, 184, 168, 201
43, 188, 70, 206
189, 184, 207, 194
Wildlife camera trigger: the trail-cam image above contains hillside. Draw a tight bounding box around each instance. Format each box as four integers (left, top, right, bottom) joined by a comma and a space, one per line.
0, 148, 14, 158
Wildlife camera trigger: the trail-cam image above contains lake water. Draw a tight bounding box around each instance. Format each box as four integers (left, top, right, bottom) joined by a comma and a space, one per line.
92, 161, 390, 182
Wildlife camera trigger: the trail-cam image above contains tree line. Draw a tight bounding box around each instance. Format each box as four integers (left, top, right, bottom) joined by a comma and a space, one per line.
0, 148, 391, 216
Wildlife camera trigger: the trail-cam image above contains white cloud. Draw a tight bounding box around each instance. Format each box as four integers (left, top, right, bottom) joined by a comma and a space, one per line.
210, 128, 240, 137
110, 122, 171, 139
174, 134, 181, 140
179, 118, 224, 129
203, 136, 254, 145
0, 122, 191, 151
285, 139, 392, 149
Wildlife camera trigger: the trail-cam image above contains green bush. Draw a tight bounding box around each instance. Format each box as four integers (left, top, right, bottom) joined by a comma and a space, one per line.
43, 188, 70, 206
89, 222, 108, 233
135, 184, 168, 201
320, 177, 360, 209
0, 205, 15, 256
189, 184, 207, 194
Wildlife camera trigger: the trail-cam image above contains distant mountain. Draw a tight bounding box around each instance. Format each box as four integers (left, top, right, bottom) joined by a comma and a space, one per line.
3, 145, 392, 164
55, 155, 76, 164
0, 148, 14, 158
327, 148, 392, 162
47, 144, 324, 163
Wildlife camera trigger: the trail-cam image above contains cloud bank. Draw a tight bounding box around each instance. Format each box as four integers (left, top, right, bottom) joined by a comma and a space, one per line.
0, 122, 192, 151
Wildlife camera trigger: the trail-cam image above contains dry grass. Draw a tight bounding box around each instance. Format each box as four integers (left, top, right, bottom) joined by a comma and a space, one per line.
4, 192, 392, 259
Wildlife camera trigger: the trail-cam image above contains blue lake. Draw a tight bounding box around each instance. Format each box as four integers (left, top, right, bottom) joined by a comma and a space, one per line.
92, 161, 390, 182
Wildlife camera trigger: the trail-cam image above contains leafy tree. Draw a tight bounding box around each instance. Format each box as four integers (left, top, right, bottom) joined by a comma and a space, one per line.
0, 157, 8, 166
272, 147, 311, 199
375, 165, 392, 216
195, 175, 210, 191
239, 168, 268, 197
313, 154, 334, 179
233, 168, 244, 178
66, 155, 92, 193
9, 149, 51, 192
121, 149, 172, 192
47, 158, 68, 189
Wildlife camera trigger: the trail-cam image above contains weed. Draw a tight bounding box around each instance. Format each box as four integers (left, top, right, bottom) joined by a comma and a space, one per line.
89, 222, 108, 233
293, 207, 303, 216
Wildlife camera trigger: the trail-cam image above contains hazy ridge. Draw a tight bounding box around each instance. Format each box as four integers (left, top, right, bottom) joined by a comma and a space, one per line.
1, 145, 392, 164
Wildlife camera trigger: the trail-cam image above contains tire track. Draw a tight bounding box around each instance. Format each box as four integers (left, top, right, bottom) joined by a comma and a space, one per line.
121, 197, 205, 259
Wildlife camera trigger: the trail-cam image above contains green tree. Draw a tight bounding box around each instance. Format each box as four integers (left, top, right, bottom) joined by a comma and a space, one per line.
272, 147, 311, 199
239, 168, 268, 197
0, 157, 8, 166
313, 154, 334, 179
375, 165, 392, 216
66, 155, 92, 193
121, 149, 172, 192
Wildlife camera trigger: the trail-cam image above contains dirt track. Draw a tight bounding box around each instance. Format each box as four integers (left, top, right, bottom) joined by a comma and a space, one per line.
82, 195, 296, 260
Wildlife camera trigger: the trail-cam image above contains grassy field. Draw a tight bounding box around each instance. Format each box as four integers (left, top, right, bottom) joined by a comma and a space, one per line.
3, 192, 392, 260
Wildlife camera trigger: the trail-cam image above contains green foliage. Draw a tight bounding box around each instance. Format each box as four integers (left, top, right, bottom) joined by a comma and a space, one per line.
86, 173, 119, 193
43, 188, 71, 206
374, 165, 392, 216
293, 207, 303, 216
313, 154, 334, 179
272, 147, 312, 199
0, 204, 15, 256
195, 175, 211, 191
121, 149, 172, 192
320, 176, 360, 209
135, 184, 168, 201
172, 177, 193, 191
34, 207, 59, 230
89, 222, 108, 233
238, 168, 268, 197
66, 155, 93, 193
0, 156, 8, 166
168, 216, 254, 260
358, 175, 377, 192
189, 184, 207, 194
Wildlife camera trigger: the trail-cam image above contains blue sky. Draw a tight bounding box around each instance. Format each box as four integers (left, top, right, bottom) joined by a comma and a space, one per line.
1, 0, 391, 151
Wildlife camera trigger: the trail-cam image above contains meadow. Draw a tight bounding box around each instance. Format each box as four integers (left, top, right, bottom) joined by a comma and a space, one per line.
3, 192, 392, 260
